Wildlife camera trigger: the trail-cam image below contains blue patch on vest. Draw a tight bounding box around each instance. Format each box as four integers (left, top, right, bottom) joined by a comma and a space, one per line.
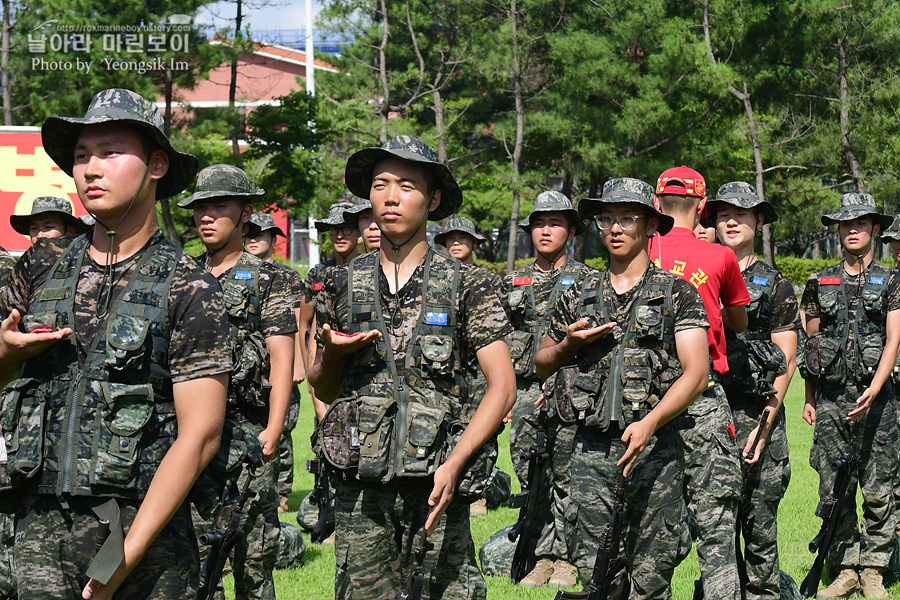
561, 277, 575, 286
425, 312, 448, 326
752, 276, 769, 286
870, 276, 885, 285
234, 270, 253, 280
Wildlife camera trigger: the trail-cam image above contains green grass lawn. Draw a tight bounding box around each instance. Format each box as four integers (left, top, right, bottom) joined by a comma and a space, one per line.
259, 376, 899, 599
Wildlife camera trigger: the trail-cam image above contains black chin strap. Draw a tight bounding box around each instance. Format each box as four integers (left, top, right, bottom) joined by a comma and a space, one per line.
93, 160, 151, 315
381, 210, 429, 328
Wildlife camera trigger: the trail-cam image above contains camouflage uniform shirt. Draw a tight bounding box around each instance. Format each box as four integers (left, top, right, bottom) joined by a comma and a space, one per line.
316, 255, 512, 371
545, 267, 708, 345
3, 232, 232, 381
303, 255, 338, 304
0, 246, 14, 290
269, 260, 305, 310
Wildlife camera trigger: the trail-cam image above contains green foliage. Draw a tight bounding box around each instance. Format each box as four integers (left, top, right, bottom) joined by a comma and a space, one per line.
584, 256, 608, 271
773, 255, 836, 286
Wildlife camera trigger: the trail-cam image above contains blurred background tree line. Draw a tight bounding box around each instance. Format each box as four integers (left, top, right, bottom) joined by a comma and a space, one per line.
3, 0, 899, 273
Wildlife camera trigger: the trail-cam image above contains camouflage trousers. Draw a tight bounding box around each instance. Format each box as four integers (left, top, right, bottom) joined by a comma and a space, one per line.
674, 382, 741, 600
333, 476, 486, 600
194, 455, 281, 600
810, 380, 898, 570
730, 401, 791, 600
0, 513, 14, 600
509, 378, 576, 563
277, 386, 302, 496
569, 423, 690, 600
15, 495, 198, 600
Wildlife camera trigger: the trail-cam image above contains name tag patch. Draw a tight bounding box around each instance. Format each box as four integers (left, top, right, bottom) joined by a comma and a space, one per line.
561, 277, 575, 286
513, 277, 533, 286
234, 270, 253, 280
314, 282, 324, 291
425, 312, 448, 326
870, 276, 884, 285
752, 276, 769, 287
820, 277, 841, 285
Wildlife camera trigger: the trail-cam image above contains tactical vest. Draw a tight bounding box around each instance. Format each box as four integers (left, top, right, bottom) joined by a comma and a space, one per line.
222, 252, 269, 417
565, 266, 682, 431
0, 234, 179, 499
318, 249, 471, 484
812, 261, 891, 384
722, 261, 788, 401
507, 258, 584, 379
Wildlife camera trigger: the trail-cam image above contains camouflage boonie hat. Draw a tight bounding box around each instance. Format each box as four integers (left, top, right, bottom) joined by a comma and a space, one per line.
10, 196, 84, 235
706, 181, 778, 225
821, 193, 893, 229
519, 191, 586, 235
77, 214, 96, 233
434, 217, 487, 246
343, 198, 372, 222
178, 164, 265, 208
247, 212, 286, 237
879, 215, 900, 242
344, 135, 462, 221
314, 202, 356, 232
579, 177, 675, 235
41, 88, 199, 199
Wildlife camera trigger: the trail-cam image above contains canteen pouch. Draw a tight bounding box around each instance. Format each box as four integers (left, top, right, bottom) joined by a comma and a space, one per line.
816, 336, 845, 383
104, 315, 150, 372
356, 395, 396, 480
402, 402, 447, 476
508, 330, 535, 378
569, 370, 609, 430
0, 377, 44, 486
856, 333, 884, 381
318, 399, 361, 470
546, 367, 578, 425
93, 382, 154, 488
799, 333, 820, 380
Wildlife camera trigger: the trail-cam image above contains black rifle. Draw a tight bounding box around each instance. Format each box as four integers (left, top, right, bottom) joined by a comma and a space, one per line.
555, 470, 629, 600
307, 455, 335, 544
508, 406, 549, 583
693, 408, 772, 600
799, 423, 858, 598
399, 517, 434, 600
198, 475, 254, 600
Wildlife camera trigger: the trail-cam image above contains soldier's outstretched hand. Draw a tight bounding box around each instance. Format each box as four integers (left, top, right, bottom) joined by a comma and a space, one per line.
0, 308, 72, 363
618, 419, 654, 477
564, 318, 615, 350
320, 324, 380, 357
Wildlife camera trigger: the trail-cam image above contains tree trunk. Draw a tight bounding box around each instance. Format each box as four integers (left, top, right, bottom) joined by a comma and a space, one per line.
837, 36, 865, 193
1, 0, 11, 125
505, 0, 524, 274
229, 0, 244, 167
378, 0, 390, 144
433, 89, 447, 165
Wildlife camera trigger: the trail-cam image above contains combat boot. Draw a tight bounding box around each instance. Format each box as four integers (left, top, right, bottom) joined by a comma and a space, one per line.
548, 560, 578, 588
815, 568, 859, 599
520, 557, 555, 587
859, 567, 888, 598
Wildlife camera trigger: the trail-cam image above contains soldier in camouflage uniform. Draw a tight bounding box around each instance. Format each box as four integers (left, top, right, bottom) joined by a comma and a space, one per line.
309, 135, 515, 600
878, 216, 900, 540
501, 191, 594, 587
180, 165, 298, 600
799, 193, 900, 599
536, 178, 708, 599
246, 212, 306, 512
347, 199, 382, 251
0, 88, 231, 600
651, 166, 750, 600
0, 248, 13, 600
9, 195, 91, 243
435, 217, 510, 517
708, 182, 800, 599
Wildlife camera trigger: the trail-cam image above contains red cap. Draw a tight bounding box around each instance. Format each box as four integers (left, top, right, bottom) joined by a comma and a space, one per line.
656, 166, 707, 199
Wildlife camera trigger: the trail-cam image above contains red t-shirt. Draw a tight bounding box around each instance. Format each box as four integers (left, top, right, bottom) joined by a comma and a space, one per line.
648, 227, 750, 375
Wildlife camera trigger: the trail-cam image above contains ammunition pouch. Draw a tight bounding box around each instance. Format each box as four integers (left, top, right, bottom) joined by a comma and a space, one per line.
723, 339, 787, 399
0, 377, 44, 505
508, 330, 536, 378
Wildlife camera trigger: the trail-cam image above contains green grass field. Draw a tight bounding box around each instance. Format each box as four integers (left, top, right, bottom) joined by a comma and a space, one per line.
257, 376, 900, 599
